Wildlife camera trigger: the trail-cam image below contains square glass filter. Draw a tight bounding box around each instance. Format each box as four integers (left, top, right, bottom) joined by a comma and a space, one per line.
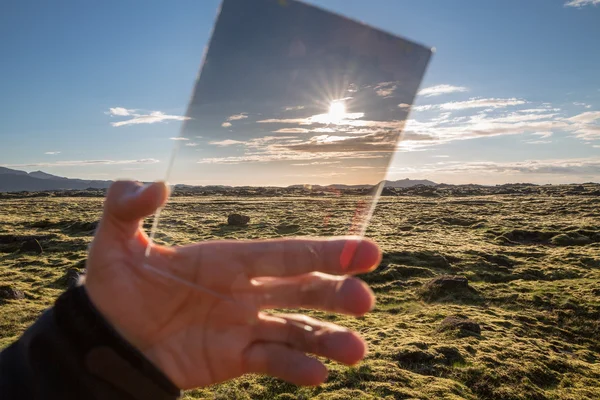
145, 0, 432, 297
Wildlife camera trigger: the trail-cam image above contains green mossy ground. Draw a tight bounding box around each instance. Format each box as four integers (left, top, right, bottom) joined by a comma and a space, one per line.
1, 190, 599, 399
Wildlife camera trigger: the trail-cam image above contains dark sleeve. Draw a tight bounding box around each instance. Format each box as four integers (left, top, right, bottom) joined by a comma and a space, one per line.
0, 285, 181, 400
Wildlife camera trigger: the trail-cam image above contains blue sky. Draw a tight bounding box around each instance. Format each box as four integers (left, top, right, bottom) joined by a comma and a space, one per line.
1, 0, 599, 185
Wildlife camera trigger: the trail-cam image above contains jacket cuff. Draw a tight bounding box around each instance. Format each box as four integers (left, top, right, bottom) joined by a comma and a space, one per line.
54, 285, 181, 400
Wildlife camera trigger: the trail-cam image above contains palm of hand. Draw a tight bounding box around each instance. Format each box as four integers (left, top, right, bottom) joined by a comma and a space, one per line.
84, 182, 380, 389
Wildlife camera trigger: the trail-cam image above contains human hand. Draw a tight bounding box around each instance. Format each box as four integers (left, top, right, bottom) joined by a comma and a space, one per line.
84, 181, 381, 389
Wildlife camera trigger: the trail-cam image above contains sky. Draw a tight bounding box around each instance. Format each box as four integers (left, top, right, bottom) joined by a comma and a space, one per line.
1, 0, 599, 185
168, 0, 431, 186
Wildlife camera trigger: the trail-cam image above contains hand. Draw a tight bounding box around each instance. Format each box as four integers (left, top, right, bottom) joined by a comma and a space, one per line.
84, 181, 381, 389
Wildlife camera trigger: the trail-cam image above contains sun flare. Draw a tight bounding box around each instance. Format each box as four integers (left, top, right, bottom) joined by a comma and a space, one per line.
328, 101, 346, 122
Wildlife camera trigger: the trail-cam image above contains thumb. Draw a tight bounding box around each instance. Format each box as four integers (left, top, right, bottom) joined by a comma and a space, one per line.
99, 180, 170, 239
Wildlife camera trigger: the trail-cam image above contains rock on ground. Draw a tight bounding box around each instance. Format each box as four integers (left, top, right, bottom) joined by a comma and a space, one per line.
0, 285, 24, 300
419, 275, 475, 301
227, 213, 250, 226
438, 315, 482, 336
20, 238, 43, 254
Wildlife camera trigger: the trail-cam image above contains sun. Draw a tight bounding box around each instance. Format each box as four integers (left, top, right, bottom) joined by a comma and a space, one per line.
312, 100, 359, 125
328, 101, 346, 122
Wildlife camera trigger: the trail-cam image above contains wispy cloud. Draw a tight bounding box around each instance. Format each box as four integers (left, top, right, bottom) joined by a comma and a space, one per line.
568, 111, 600, 124
564, 0, 600, 7
286, 131, 403, 153
394, 157, 600, 176
258, 111, 365, 126
573, 102, 592, 109
170, 137, 189, 141
220, 113, 249, 128
284, 105, 305, 111
573, 125, 600, 140
349, 166, 383, 170
243, 136, 299, 149
400, 101, 600, 149
518, 108, 561, 113
248, 93, 598, 158
291, 161, 341, 166
185, 142, 199, 147
227, 113, 248, 121
274, 128, 311, 133
412, 105, 435, 112
209, 139, 245, 146
198, 133, 385, 164
404, 110, 567, 146
566, 111, 600, 140
374, 82, 398, 98
415, 97, 526, 111
477, 112, 559, 124
5, 159, 160, 168
44, 151, 61, 155
105, 107, 136, 116
525, 140, 552, 144
418, 84, 468, 97
197, 84, 598, 167
109, 109, 189, 127
197, 151, 382, 165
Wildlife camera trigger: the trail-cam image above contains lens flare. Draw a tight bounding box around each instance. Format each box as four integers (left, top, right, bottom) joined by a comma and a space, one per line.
328, 101, 347, 123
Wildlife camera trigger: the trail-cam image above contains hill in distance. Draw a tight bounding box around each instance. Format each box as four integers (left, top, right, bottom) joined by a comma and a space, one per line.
0, 167, 112, 192
28, 170, 69, 180
287, 178, 437, 190
0, 167, 438, 192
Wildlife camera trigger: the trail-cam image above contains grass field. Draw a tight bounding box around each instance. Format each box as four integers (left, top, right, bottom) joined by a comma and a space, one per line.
1, 186, 599, 399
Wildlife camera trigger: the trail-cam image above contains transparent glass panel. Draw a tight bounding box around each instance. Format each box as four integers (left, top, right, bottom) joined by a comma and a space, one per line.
146, 0, 432, 297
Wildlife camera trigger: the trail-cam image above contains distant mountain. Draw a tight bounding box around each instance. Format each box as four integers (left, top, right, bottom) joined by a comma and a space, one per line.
0, 167, 438, 193
384, 178, 437, 188
0, 167, 112, 192
0, 167, 28, 176
288, 179, 437, 190
28, 170, 68, 180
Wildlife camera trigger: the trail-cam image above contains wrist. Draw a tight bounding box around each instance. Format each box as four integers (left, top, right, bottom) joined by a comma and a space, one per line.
84, 281, 144, 351
54, 285, 181, 397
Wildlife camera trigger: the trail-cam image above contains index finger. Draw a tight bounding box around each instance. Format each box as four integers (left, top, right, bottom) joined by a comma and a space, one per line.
195, 237, 382, 278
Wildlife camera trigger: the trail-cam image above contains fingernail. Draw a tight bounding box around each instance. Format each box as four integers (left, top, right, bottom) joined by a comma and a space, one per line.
137, 183, 151, 194
135, 181, 166, 197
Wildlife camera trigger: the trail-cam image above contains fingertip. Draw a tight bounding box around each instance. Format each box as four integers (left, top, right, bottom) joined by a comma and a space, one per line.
106, 180, 142, 203
106, 180, 170, 222
339, 277, 376, 316
300, 359, 329, 386
150, 181, 170, 207
360, 239, 382, 271
245, 343, 328, 387
347, 335, 369, 366
344, 239, 381, 273
133, 181, 169, 209
322, 330, 368, 366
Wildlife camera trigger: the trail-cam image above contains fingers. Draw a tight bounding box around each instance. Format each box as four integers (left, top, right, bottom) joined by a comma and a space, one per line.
252, 313, 368, 366
242, 238, 380, 277
252, 273, 375, 316
178, 237, 381, 283
98, 181, 169, 239
243, 342, 328, 386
